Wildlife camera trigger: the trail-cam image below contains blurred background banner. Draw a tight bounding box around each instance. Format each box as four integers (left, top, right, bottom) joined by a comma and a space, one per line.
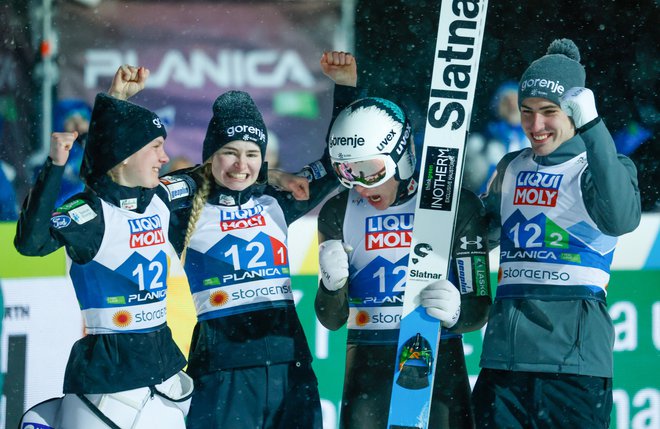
54, 1, 341, 169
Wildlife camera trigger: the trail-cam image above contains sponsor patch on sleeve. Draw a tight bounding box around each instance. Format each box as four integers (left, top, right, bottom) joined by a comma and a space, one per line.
297, 161, 327, 182
160, 176, 191, 201
68, 203, 97, 225
50, 214, 72, 229
473, 255, 489, 297
56, 199, 85, 213
456, 257, 474, 294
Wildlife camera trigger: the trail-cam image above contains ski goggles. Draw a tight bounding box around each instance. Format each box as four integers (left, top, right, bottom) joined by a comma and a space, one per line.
331, 155, 397, 189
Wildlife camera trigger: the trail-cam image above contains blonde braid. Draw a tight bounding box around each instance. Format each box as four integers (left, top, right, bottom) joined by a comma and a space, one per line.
180, 163, 212, 265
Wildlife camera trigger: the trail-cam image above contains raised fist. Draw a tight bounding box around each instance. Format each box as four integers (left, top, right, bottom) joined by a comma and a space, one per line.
49, 131, 79, 166
560, 87, 599, 130
320, 51, 357, 87
107, 64, 150, 100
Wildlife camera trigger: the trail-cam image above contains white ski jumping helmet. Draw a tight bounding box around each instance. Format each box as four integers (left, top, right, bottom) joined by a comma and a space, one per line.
328, 97, 415, 189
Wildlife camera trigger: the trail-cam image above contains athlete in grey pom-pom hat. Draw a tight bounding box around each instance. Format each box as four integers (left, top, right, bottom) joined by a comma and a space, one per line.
472, 38, 642, 428
518, 38, 586, 109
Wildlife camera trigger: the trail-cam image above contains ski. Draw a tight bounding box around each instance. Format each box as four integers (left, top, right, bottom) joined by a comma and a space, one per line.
386, 1, 489, 428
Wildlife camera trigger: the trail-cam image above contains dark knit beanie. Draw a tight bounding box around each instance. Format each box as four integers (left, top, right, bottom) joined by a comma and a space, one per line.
518, 39, 586, 107
81, 93, 167, 181
202, 91, 268, 163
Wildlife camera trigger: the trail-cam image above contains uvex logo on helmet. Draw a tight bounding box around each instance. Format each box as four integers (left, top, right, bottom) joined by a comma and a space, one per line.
393, 123, 411, 156
376, 129, 396, 151
226, 125, 266, 142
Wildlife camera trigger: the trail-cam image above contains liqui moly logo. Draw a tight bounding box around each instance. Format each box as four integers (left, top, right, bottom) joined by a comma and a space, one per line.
514, 171, 563, 207
128, 215, 165, 248
220, 205, 266, 231
365, 213, 413, 250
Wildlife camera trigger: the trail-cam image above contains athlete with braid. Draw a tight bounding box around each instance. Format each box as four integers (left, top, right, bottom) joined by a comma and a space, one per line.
139, 59, 357, 426
170, 88, 340, 428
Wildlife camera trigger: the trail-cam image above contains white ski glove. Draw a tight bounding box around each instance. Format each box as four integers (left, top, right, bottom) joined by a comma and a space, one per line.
318, 240, 352, 291
420, 279, 461, 328
560, 87, 599, 129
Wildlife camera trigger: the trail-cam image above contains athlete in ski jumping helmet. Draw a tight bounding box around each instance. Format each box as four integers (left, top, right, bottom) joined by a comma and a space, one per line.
328, 97, 416, 204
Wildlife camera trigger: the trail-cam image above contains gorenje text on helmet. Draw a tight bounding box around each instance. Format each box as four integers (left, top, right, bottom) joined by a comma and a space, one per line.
329, 134, 365, 149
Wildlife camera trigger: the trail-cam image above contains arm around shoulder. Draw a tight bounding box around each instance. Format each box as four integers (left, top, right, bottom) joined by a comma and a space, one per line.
157, 169, 199, 211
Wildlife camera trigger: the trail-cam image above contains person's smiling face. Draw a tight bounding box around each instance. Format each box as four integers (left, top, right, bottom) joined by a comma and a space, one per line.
211, 140, 262, 191
520, 97, 576, 156
112, 137, 169, 188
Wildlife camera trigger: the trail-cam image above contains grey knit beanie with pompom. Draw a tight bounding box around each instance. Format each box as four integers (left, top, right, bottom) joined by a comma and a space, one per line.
518, 38, 586, 107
